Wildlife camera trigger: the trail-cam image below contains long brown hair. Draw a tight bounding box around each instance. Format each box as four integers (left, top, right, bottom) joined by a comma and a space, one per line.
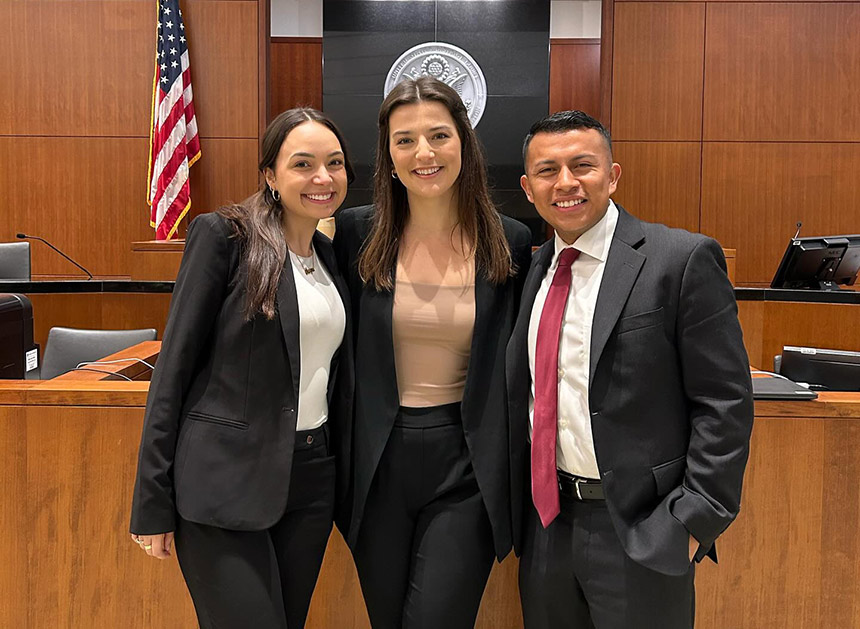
359, 77, 513, 291
217, 108, 354, 320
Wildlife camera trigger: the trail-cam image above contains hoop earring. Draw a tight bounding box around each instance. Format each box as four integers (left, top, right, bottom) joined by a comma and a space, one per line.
269, 187, 281, 202
391, 171, 398, 180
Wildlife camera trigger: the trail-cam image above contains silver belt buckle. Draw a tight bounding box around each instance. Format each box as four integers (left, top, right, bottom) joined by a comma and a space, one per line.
574, 477, 583, 500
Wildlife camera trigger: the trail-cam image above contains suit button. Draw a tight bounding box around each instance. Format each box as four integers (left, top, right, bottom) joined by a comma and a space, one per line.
306, 435, 314, 445
282, 407, 294, 413
558, 368, 565, 380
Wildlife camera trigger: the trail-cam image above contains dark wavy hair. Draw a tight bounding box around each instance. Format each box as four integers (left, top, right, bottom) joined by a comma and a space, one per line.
358, 77, 513, 291
217, 108, 354, 319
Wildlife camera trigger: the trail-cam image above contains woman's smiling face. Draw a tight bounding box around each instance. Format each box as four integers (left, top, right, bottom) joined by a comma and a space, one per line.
388, 100, 462, 201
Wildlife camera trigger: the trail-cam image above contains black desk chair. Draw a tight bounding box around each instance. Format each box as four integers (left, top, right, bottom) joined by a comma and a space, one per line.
40, 327, 157, 379
0, 242, 31, 280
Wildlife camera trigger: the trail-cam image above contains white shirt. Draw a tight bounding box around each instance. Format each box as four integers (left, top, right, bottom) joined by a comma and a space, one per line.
289, 246, 346, 431
527, 201, 619, 479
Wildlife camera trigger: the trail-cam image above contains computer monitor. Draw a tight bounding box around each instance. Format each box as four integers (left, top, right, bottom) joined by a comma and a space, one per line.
0, 293, 38, 379
780, 345, 860, 391
770, 234, 860, 290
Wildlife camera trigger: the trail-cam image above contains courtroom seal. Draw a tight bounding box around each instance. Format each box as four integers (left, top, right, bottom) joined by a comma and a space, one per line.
384, 42, 488, 127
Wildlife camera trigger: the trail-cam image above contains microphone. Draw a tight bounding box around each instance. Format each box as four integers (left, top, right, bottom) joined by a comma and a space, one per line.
16, 233, 93, 280
793, 222, 803, 240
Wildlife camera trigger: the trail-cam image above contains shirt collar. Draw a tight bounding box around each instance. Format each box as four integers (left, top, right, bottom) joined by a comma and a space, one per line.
551, 200, 619, 268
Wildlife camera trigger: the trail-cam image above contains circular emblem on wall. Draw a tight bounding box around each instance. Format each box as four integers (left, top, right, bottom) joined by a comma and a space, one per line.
384, 42, 488, 128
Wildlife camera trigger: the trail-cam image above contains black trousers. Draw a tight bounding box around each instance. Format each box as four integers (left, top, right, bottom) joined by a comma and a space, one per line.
519, 496, 695, 629
174, 424, 336, 629
353, 404, 496, 629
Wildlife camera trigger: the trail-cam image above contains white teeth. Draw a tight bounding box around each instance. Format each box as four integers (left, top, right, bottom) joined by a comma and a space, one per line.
415, 167, 441, 176
556, 199, 585, 208
306, 193, 333, 201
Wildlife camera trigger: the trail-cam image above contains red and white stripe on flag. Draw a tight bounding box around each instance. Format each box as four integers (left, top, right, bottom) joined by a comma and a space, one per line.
147, 0, 201, 240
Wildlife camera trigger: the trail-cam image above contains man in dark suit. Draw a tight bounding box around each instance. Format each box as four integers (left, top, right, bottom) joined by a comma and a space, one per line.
507, 110, 754, 628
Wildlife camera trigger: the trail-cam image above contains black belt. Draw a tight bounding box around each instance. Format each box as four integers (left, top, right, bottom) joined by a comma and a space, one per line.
558, 470, 604, 501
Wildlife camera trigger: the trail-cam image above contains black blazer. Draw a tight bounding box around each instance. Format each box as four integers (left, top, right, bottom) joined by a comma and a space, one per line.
130, 212, 354, 535
507, 206, 754, 576
333, 205, 532, 559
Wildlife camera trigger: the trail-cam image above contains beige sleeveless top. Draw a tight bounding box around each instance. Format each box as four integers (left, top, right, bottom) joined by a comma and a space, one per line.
392, 277, 476, 407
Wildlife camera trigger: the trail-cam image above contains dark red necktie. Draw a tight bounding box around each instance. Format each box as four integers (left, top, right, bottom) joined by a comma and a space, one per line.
532, 247, 579, 528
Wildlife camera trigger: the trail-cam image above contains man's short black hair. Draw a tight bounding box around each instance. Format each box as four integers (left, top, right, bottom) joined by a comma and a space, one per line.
522, 110, 612, 166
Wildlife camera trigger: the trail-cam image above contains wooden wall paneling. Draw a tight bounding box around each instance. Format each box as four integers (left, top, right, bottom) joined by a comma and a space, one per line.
736, 300, 764, 369
0, 137, 153, 278
307, 532, 370, 628
27, 294, 173, 351
0, 1, 152, 137
549, 39, 601, 118
696, 416, 860, 629
696, 417, 826, 628
0, 407, 28, 629
611, 2, 705, 141
476, 556, 523, 628
599, 0, 615, 127
737, 300, 860, 370
759, 302, 860, 372
184, 1, 259, 139
820, 420, 860, 627
187, 138, 261, 220
258, 0, 271, 139
1, 405, 198, 627
701, 142, 860, 286
704, 3, 860, 141
270, 38, 324, 117
611, 141, 702, 232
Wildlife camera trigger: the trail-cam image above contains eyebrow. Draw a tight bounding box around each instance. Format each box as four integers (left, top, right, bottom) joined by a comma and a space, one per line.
289, 150, 344, 159
532, 153, 599, 168
392, 125, 454, 136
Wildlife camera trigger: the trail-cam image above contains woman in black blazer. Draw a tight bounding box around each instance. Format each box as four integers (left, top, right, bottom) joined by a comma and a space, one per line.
130, 108, 355, 629
333, 77, 532, 628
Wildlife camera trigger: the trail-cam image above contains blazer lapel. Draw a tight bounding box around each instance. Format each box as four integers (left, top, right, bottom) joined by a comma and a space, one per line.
314, 232, 352, 405
276, 254, 301, 402
507, 240, 554, 385
589, 208, 646, 381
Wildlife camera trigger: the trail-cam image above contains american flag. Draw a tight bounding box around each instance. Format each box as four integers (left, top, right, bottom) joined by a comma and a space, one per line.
147, 0, 201, 240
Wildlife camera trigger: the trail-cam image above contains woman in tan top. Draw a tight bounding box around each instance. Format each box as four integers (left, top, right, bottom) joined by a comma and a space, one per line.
334, 77, 532, 628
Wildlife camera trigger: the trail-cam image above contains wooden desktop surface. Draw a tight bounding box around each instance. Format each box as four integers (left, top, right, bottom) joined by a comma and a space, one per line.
1, 363, 858, 627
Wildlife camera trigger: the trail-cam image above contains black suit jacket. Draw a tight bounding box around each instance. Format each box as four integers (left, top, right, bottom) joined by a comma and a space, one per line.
130, 212, 354, 535
333, 205, 532, 559
507, 206, 754, 576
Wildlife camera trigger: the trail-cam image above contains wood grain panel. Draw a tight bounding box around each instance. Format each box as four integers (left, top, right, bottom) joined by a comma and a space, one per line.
738, 300, 860, 371
0, 1, 151, 137
611, 2, 705, 140
704, 3, 860, 142
0, 1, 259, 139
270, 38, 323, 118
0, 406, 28, 629
0, 405, 198, 628
27, 293, 172, 351
549, 40, 601, 118
0, 137, 152, 277
185, 1, 259, 139
701, 143, 860, 286
696, 416, 860, 629
188, 138, 260, 219
611, 141, 701, 232
0, 137, 257, 276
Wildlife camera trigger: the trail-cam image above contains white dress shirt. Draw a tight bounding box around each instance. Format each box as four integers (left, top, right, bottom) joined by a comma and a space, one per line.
528, 201, 619, 479
289, 246, 346, 431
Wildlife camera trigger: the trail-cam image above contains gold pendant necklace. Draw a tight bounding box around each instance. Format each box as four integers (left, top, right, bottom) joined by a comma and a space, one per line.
295, 250, 315, 275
